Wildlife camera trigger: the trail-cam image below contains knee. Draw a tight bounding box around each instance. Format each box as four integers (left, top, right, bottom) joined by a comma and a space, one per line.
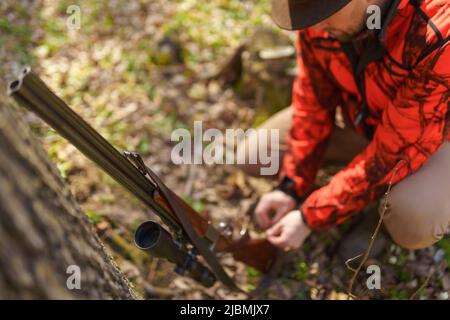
234, 130, 281, 178
388, 226, 437, 250
381, 201, 446, 250
234, 131, 259, 176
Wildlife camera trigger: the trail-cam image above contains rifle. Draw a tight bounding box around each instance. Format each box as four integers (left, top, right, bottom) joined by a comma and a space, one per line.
7, 67, 278, 291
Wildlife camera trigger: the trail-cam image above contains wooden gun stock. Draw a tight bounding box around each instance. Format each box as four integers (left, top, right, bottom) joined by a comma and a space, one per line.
153, 190, 278, 273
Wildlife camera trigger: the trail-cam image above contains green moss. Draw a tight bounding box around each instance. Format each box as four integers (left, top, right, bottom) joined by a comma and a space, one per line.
107, 231, 150, 265
246, 267, 262, 285
388, 288, 408, 300
244, 262, 262, 291
182, 195, 205, 213
85, 210, 103, 225
437, 236, 450, 267
416, 288, 427, 298
136, 139, 151, 156
397, 269, 410, 282
97, 194, 115, 204
293, 261, 308, 281
56, 161, 72, 179
294, 290, 307, 300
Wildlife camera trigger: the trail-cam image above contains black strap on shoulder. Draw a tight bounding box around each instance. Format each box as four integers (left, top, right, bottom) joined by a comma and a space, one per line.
340, 0, 403, 140
340, 41, 377, 140
410, 0, 449, 67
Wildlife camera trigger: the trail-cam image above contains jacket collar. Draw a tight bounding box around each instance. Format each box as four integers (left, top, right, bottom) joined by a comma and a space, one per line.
378, 0, 403, 44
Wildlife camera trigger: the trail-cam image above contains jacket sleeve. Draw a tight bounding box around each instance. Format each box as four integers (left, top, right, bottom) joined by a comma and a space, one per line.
279, 31, 342, 197
302, 43, 450, 231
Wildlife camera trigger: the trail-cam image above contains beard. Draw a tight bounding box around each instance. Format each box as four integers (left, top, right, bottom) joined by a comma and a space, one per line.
325, 28, 358, 42
325, 8, 369, 42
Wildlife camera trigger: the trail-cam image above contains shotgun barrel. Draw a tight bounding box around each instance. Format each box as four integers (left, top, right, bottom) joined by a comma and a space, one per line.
135, 221, 216, 287
8, 68, 182, 232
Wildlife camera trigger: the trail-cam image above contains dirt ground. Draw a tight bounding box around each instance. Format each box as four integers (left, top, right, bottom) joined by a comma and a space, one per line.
1, 0, 449, 300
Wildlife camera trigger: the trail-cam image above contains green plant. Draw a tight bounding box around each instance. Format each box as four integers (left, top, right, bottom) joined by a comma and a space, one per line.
293, 261, 308, 281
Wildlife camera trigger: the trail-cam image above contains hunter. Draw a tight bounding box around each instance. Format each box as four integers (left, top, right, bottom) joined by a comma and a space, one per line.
239, 0, 449, 256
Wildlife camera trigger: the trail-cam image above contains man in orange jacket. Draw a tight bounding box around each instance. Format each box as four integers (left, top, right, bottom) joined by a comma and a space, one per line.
241, 0, 449, 254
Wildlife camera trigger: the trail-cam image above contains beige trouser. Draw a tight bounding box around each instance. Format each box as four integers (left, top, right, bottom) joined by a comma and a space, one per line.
237, 107, 450, 249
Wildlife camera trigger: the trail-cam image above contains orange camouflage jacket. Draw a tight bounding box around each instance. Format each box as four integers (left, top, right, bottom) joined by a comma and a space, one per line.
279, 0, 450, 230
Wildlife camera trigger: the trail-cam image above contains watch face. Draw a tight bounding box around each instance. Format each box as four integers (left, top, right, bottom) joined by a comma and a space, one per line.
277, 177, 299, 202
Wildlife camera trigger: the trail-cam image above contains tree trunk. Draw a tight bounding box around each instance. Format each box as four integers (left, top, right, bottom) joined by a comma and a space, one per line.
0, 99, 138, 299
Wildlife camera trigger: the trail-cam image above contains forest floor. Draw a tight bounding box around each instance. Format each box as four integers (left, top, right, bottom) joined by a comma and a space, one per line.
1, 0, 449, 300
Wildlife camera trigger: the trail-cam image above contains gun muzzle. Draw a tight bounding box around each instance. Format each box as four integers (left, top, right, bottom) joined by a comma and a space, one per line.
134, 221, 216, 287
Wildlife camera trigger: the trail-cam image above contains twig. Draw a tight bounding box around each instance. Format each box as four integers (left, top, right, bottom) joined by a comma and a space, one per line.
346, 160, 405, 299
409, 269, 434, 300
144, 283, 177, 299
345, 254, 363, 273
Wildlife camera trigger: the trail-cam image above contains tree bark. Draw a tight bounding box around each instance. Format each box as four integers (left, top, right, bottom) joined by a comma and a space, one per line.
0, 98, 138, 299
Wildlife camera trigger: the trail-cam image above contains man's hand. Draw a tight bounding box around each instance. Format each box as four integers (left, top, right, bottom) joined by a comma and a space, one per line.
266, 210, 311, 251
254, 190, 296, 229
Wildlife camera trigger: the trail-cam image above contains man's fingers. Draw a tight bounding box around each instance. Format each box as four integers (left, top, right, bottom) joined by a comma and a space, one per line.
254, 191, 297, 229
266, 221, 282, 237
267, 210, 310, 250
271, 207, 289, 226
266, 220, 288, 248
254, 201, 271, 228
256, 203, 289, 229
267, 232, 287, 247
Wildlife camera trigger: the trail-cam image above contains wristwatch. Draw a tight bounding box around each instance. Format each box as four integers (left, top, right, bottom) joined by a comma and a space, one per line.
275, 176, 308, 226
275, 176, 300, 202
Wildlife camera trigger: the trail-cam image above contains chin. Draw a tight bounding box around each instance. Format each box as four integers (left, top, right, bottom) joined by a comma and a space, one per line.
328, 33, 353, 42
336, 36, 353, 42
326, 25, 363, 42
